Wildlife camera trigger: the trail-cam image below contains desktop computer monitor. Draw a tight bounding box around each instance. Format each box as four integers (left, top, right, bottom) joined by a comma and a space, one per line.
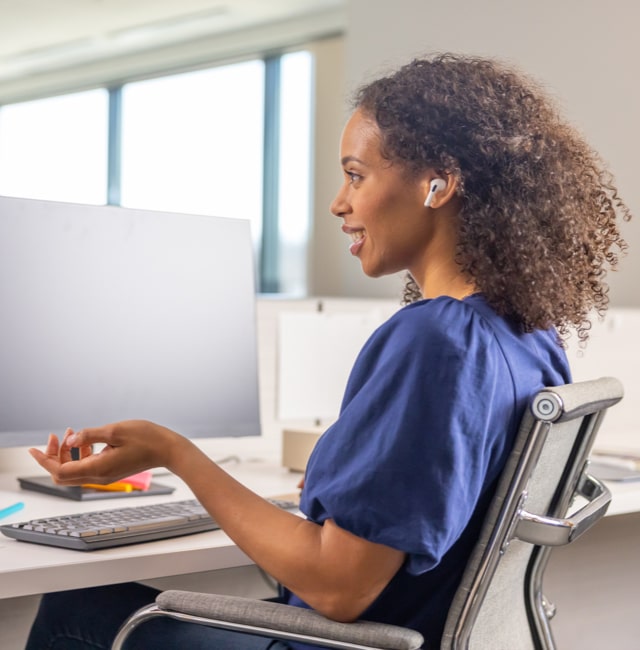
0, 195, 261, 448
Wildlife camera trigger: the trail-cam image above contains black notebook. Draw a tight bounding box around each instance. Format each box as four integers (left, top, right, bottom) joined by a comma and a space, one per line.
18, 475, 175, 501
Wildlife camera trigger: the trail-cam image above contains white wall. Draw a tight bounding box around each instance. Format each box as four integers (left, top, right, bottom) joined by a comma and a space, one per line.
309, 0, 639, 306
306, 36, 351, 297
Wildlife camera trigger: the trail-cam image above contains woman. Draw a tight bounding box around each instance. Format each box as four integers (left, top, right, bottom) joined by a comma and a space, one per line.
26, 53, 630, 649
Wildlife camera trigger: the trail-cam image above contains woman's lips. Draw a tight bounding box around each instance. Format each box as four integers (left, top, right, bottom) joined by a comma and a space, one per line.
343, 226, 366, 256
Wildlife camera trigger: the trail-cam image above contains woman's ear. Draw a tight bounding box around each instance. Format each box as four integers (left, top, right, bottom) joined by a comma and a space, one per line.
421, 173, 458, 209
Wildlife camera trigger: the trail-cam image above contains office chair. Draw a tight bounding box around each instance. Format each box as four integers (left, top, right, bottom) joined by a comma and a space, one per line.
112, 376, 623, 650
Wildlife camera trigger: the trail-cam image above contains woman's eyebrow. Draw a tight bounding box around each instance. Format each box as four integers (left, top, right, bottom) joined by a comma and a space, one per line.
341, 155, 367, 166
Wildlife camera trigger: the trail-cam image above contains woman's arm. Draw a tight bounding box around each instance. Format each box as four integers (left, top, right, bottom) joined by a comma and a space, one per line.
29, 421, 405, 622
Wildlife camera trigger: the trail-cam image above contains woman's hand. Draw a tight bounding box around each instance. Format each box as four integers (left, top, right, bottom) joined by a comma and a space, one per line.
28, 420, 188, 486
30, 421, 404, 621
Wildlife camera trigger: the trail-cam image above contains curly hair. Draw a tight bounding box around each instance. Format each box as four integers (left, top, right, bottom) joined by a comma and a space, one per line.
353, 53, 631, 343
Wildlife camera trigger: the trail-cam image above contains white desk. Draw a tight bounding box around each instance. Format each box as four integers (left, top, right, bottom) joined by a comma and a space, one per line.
1, 460, 640, 649
2, 459, 640, 601
0, 460, 302, 601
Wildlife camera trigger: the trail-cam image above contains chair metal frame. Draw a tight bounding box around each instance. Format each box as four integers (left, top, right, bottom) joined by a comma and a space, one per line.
112, 377, 623, 650
442, 377, 622, 650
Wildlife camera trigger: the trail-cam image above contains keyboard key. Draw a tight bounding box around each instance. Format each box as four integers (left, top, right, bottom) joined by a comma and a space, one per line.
124, 516, 188, 533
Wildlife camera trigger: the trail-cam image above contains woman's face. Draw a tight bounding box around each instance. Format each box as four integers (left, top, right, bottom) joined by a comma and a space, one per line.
330, 109, 435, 281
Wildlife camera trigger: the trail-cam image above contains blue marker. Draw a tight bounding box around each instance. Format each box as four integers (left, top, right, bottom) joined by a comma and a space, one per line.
0, 502, 25, 520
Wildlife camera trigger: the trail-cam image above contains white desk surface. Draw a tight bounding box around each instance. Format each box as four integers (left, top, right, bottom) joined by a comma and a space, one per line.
0, 460, 302, 600
1, 459, 639, 601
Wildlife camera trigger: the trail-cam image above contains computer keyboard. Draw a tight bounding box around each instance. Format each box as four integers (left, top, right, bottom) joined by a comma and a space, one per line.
0, 497, 299, 551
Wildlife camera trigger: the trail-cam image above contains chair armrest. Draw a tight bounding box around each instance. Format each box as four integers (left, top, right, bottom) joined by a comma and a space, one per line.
152, 590, 424, 650
513, 473, 611, 546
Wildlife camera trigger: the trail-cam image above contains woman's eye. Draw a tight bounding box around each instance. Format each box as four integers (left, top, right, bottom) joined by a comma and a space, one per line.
345, 171, 362, 184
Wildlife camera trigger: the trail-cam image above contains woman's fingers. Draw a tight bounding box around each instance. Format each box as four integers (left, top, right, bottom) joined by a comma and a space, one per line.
44, 433, 60, 457
59, 428, 79, 464
29, 420, 180, 485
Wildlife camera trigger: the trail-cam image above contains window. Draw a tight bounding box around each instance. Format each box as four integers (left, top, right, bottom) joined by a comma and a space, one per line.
277, 51, 313, 295
0, 51, 313, 295
0, 89, 108, 204
120, 60, 265, 244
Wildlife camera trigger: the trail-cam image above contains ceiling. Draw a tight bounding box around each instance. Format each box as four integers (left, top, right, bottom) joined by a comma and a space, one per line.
0, 0, 345, 83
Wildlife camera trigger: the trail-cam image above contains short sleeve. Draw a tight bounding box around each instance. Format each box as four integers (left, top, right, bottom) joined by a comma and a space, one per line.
299, 298, 516, 575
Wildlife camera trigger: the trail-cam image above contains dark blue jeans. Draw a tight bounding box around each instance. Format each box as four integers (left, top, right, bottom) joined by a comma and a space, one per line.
25, 582, 291, 649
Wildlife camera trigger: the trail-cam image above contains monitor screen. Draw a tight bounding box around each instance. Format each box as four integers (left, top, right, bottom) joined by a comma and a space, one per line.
0, 196, 261, 447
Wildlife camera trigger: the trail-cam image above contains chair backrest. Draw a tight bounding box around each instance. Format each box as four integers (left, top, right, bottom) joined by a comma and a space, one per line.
441, 376, 624, 650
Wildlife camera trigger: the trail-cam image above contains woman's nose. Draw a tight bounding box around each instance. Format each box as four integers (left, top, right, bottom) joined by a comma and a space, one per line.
330, 186, 350, 218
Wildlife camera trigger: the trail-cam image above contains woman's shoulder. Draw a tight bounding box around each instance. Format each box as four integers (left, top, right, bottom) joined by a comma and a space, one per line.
381, 294, 498, 345
343, 295, 503, 378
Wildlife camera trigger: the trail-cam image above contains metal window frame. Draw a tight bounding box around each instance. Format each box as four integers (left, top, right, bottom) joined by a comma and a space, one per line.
106, 86, 122, 206
259, 55, 282, 294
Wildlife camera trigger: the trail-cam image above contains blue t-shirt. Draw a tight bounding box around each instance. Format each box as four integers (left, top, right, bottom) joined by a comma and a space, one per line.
283, 295, 571, 649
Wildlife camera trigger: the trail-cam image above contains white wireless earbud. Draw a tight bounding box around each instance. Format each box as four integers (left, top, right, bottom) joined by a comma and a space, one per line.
424, 178, 447, 207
